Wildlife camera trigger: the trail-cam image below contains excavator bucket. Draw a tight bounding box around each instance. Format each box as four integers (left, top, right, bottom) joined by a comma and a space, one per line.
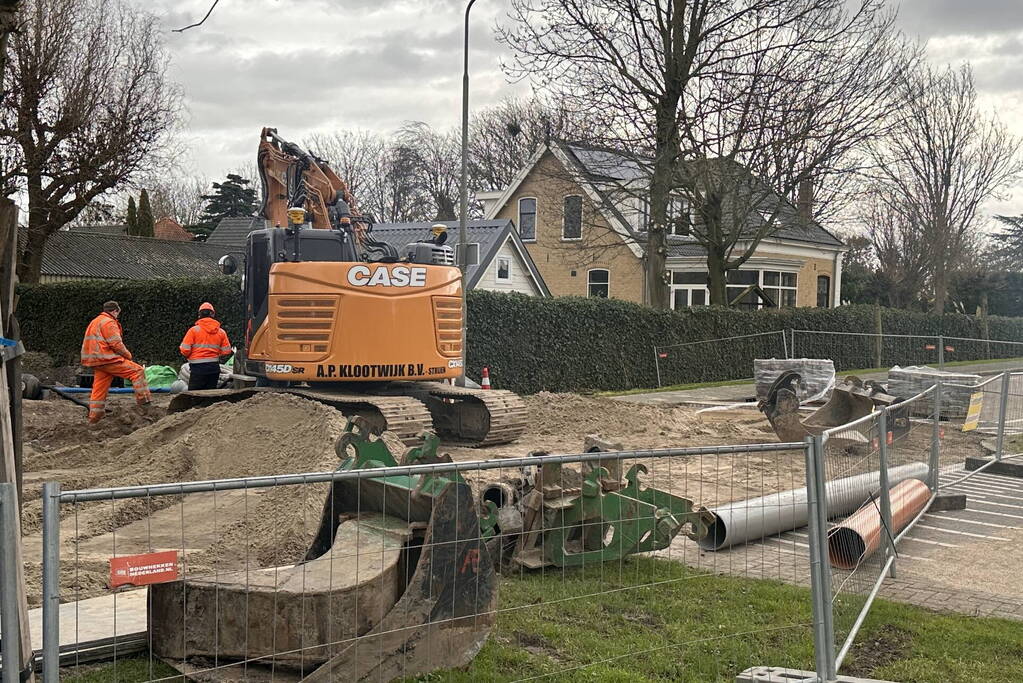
759, 372, 903, 449
149, 417, 496, 681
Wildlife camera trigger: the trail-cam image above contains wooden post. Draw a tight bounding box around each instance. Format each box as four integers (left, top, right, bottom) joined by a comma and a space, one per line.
0, 199, 34, 682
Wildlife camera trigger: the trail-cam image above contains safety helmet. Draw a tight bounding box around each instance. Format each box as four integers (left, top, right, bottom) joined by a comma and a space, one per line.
198, 302, 215, 313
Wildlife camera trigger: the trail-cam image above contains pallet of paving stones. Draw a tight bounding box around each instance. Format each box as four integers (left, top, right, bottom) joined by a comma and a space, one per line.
887, 365, 980, 419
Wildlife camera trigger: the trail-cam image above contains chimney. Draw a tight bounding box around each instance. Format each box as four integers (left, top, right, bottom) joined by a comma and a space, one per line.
797, 178, 813, 221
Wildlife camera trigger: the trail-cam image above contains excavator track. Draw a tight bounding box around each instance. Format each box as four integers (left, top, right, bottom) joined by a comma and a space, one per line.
381, 382, 528, 447
168, 383, 527, 447
168, 387, 432, 446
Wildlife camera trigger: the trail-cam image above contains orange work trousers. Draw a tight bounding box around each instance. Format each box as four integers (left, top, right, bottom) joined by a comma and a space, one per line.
88, 359, 151, 423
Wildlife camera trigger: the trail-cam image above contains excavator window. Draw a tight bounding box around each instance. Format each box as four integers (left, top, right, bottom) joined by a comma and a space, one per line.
247, 233, 271, 333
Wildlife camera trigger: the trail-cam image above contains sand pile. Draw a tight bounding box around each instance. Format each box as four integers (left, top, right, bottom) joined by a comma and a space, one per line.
517, 392, 772, 449
22, 393, 350, 535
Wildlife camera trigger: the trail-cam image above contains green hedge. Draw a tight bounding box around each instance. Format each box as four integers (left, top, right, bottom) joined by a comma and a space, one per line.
17, 278, 243, 367
16, 280, 1023, 393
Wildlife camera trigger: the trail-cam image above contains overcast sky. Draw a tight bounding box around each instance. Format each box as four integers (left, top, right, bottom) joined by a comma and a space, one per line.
148, 0, 1023, 218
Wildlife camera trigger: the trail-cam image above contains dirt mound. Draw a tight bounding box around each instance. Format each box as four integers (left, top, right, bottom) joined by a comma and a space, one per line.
520, 392, 771, 448
24, 398, 162, 452
27, 392, 347, 489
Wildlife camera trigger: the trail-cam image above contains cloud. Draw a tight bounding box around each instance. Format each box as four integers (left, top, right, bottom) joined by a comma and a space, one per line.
895, 0, 1023, 39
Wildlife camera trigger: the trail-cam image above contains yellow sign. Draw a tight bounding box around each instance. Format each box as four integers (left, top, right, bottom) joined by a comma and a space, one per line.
962, 392, 983, 432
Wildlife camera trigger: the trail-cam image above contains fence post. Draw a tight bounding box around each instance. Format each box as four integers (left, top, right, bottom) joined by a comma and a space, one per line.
929, 380, 942, 491
877, 409, 896, 579
996, 371, 1010, 462
0, 483, 22, 683
782, 329, 790, 360
813, 434, 836, 680
42, 482, 61, 682
805, 435, 836, 682
653, 346, 663, 388
791, 329, 798, 359
804, 437, 829, 682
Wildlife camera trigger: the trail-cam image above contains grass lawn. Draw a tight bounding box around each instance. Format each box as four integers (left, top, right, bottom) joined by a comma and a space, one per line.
67, 558, 1023, 683
599, 356, 1023, 398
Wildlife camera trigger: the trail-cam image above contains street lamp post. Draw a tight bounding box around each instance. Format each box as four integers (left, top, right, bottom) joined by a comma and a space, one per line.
457, 0, 478, 387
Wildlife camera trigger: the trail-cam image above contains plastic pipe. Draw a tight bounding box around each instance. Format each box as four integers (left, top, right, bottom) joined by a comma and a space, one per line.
698, 462, 929, 550
828, 478, 930, 570
53, 387, 171, 394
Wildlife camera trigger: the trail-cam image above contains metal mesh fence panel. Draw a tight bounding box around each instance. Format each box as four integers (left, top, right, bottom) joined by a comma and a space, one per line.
38, 440, 833, 682
791, 331, 942, 373
653, 331, 788, 387
818, 389, 937, 672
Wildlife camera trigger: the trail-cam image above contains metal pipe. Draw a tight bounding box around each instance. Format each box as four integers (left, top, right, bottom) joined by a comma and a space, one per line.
653, 346, 663, 387
827, 478, 930, 570
0, 483, 21, 683
696, 462, 929, 551
42, 482, 61, 683
58, 442, 804, 503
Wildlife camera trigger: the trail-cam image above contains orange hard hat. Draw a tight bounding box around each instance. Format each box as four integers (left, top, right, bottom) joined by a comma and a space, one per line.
198, 302, 215, 313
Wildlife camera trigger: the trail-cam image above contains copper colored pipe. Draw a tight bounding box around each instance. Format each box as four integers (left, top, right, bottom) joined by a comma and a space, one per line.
828, 478, 930, 570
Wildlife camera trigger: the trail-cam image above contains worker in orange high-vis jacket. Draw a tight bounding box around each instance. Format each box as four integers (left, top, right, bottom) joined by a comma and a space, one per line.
80, 301, 152, 423
179, 302, 232, 391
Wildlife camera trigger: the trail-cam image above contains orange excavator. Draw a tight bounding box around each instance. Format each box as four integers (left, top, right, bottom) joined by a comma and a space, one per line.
169, 128, 525, 446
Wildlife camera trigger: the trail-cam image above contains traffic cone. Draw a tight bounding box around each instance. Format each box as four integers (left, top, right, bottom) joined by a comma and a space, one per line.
481, 366, 491, 390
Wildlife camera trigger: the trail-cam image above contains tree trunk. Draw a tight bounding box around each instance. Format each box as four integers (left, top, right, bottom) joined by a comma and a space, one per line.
707, 249, 728, 305
931, 259, 947, 314
17, 228, 47, 284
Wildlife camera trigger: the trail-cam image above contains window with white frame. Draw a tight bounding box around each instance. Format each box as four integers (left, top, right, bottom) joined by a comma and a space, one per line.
670, 271, 708, 310
563, 195, 583, 239
763, 270, 797, 307
638, 195, 691, 235
496, 256, 510, 281
587, 269, 609, 298
670, 268, 798, 309
518, 197, 536, 240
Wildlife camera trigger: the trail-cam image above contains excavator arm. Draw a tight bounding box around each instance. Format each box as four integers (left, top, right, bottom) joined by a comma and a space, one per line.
257, 126, 368, 243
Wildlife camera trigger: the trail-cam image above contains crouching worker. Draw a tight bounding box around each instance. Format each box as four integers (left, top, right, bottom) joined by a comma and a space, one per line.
81, 301, 152, 423
179, 302, 231, 390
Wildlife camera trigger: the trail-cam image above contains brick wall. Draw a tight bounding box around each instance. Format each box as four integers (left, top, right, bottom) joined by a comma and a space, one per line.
492, 152, 647, 303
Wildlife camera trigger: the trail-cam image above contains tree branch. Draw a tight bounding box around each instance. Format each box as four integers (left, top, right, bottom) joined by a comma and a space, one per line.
173, 0, 220, 33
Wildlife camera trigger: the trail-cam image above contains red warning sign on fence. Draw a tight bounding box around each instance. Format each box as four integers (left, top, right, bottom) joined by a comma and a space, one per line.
924, 344, 936, 350
945, 346, 955, 352
109, 550, 179, 588
658, 353, 668, 359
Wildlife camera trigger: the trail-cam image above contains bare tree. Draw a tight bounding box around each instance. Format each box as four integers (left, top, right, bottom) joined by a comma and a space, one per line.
145, 175, 210, 227
870, 63, 1023, 313
500, 0, 914, 307
393, 122, 461, 221
469, 95, 597, 191
0, 0, 181, 282
861, 186, 931, 309
304, 129, 387, 209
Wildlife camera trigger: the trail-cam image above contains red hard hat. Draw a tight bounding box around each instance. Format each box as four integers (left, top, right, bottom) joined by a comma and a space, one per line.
198, 302, 215, 313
